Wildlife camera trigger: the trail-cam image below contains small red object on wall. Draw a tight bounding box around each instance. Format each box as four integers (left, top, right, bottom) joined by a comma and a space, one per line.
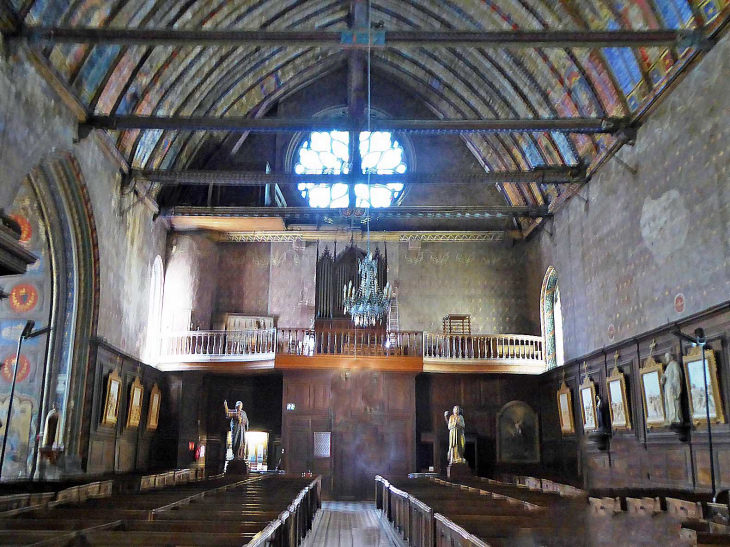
675, 293, 685, 314
189, 441, 195, 451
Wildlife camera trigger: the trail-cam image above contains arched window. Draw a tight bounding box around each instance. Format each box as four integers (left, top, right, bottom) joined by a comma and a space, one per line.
145, 256, 164, 363
540, 266, 565, 370
294, 130, 406, 208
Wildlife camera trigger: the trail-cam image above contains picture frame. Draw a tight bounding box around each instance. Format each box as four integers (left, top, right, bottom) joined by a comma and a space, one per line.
126, 377, 144, 428
102, 370, 122, 426
579, 376, 598, 432
683, 347, 725, 426
496, 401, 540, 464
147, 383, 161, 431
640, 355, 666, 428
607, 366, 632, 431
556, 381, 575, 435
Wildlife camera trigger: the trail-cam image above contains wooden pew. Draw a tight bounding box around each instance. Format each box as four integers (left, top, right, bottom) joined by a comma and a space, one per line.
0, 474, 320, 547
379, 475, 583, 547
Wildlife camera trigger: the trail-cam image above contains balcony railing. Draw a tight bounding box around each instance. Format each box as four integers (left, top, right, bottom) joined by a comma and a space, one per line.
276, 328, 423, 358
423, 333, 544, 362
158, 329, 276, 363
155, 328, 546, 372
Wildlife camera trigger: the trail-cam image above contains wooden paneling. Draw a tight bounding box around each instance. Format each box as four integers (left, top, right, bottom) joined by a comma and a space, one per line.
85, 339, 165, 475
282, 369, 416, 500
538, 302, 730, 494
419, 374, 542, 477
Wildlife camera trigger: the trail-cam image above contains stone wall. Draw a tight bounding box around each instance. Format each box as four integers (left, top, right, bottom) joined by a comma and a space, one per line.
526, 33, 730, 362
176, 238, 530, 335
395, 241, 531, 334
1, 49, 167, 362
268, 241, 317, 328
162, 234, 219, 331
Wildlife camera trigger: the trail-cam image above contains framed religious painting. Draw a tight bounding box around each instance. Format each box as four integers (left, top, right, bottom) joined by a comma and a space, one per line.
102, 370, 122, 426
607, 366, 632, 431
126, 377, 144, 428
683, 347, 725, 426
556, 381, 575, 435
147, 384, 161, 431
579, 376, 598, 432
640, 355, 666, 428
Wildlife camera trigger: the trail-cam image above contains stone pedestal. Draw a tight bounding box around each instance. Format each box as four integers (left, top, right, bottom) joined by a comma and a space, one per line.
447, 462, 472, 479
225, 459, 249, 477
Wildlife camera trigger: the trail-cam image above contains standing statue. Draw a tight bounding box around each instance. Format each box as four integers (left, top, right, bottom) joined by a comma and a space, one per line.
661, 352, 683, 425
224, 400, 249, 460
444, 406, 466, 465
596, 395, 605, 431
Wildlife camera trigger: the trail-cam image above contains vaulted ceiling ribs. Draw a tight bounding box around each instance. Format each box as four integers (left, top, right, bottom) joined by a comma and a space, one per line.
7, 0, 730, 214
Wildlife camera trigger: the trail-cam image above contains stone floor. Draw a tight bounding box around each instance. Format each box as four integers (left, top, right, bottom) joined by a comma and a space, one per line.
302, 502, 401, 547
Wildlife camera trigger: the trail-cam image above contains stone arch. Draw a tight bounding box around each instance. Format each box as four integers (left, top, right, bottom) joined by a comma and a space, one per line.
540, 266, 564, 370
15, 152, 99, 476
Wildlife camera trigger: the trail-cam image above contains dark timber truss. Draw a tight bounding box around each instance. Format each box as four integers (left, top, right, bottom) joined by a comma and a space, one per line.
162, 205, 552, 220
12, 27, 713, 50
135, 167, 587, 186
83, 115, 629, 135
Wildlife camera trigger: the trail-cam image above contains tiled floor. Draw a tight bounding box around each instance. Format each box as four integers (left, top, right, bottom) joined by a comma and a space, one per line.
302, 502, 401, 547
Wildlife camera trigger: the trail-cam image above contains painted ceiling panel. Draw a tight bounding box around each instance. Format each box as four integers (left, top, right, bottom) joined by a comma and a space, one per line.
18, 0, 730, 208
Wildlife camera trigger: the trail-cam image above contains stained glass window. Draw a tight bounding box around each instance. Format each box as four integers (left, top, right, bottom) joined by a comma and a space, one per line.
294, 130, 407, 208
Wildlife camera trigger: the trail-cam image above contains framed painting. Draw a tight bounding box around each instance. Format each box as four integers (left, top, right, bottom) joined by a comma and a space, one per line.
147, 383, 161, 431
497, 401, 540, 463
126, 377, 144, 428
607, 366, 631, 431
556, 381, 574, 435
580, 377, 598, 432
102, 370, 122, 426
683, 347, 725, 426
640, 356, 665, 428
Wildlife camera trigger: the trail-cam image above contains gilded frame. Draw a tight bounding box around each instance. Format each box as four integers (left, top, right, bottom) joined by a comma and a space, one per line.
579, 377, 598, 432
126, 377, 144, 428
683, 347, 725, 426
606, 366, 632, 431
640, 356, 666, 428
102, 370, 122, 426
556, 381, 575, 435
147, 383, 161, 431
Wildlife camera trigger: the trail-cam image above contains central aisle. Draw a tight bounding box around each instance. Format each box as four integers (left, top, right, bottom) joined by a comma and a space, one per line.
302, 502, 402, 547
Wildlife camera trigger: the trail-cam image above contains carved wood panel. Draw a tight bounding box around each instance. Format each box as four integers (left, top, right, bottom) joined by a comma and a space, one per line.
282, 369, 415, 500
537, 305, 730, 493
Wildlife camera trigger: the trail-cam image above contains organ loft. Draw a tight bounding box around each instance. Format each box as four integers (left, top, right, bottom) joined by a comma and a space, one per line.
0, 0, 728, 545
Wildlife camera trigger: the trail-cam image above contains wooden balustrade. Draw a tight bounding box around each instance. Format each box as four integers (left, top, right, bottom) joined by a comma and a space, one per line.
423, 333, 544, 362
276, 328, 423, 358
158, 329, 276, 363
389, 486, 411, 541
434, 514, 491, 547
246, 476, 321, 547
410, 495, 435, 547
156, 327, 544, 372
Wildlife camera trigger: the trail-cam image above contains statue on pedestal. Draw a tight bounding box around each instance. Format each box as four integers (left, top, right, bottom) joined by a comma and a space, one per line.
224, 400, 249, 460
444, 406, 466, 465
662, 352, 683, 425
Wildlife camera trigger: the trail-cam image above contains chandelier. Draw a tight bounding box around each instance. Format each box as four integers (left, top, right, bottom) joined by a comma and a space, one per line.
343, 253, 392, 327
341, 6, 393, 328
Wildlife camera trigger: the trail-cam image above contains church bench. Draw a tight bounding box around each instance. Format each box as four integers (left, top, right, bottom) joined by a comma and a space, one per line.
379, 475, 577, 547
121, 520, 267, 533
441, 478, 565, 506
0, 530, 74, 544
0, 475, 320, 547
0, 518, 112, 531
81, 530, 256, 546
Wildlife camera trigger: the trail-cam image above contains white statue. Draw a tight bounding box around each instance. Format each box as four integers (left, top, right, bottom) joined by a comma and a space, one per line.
661, 352, 683, 425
